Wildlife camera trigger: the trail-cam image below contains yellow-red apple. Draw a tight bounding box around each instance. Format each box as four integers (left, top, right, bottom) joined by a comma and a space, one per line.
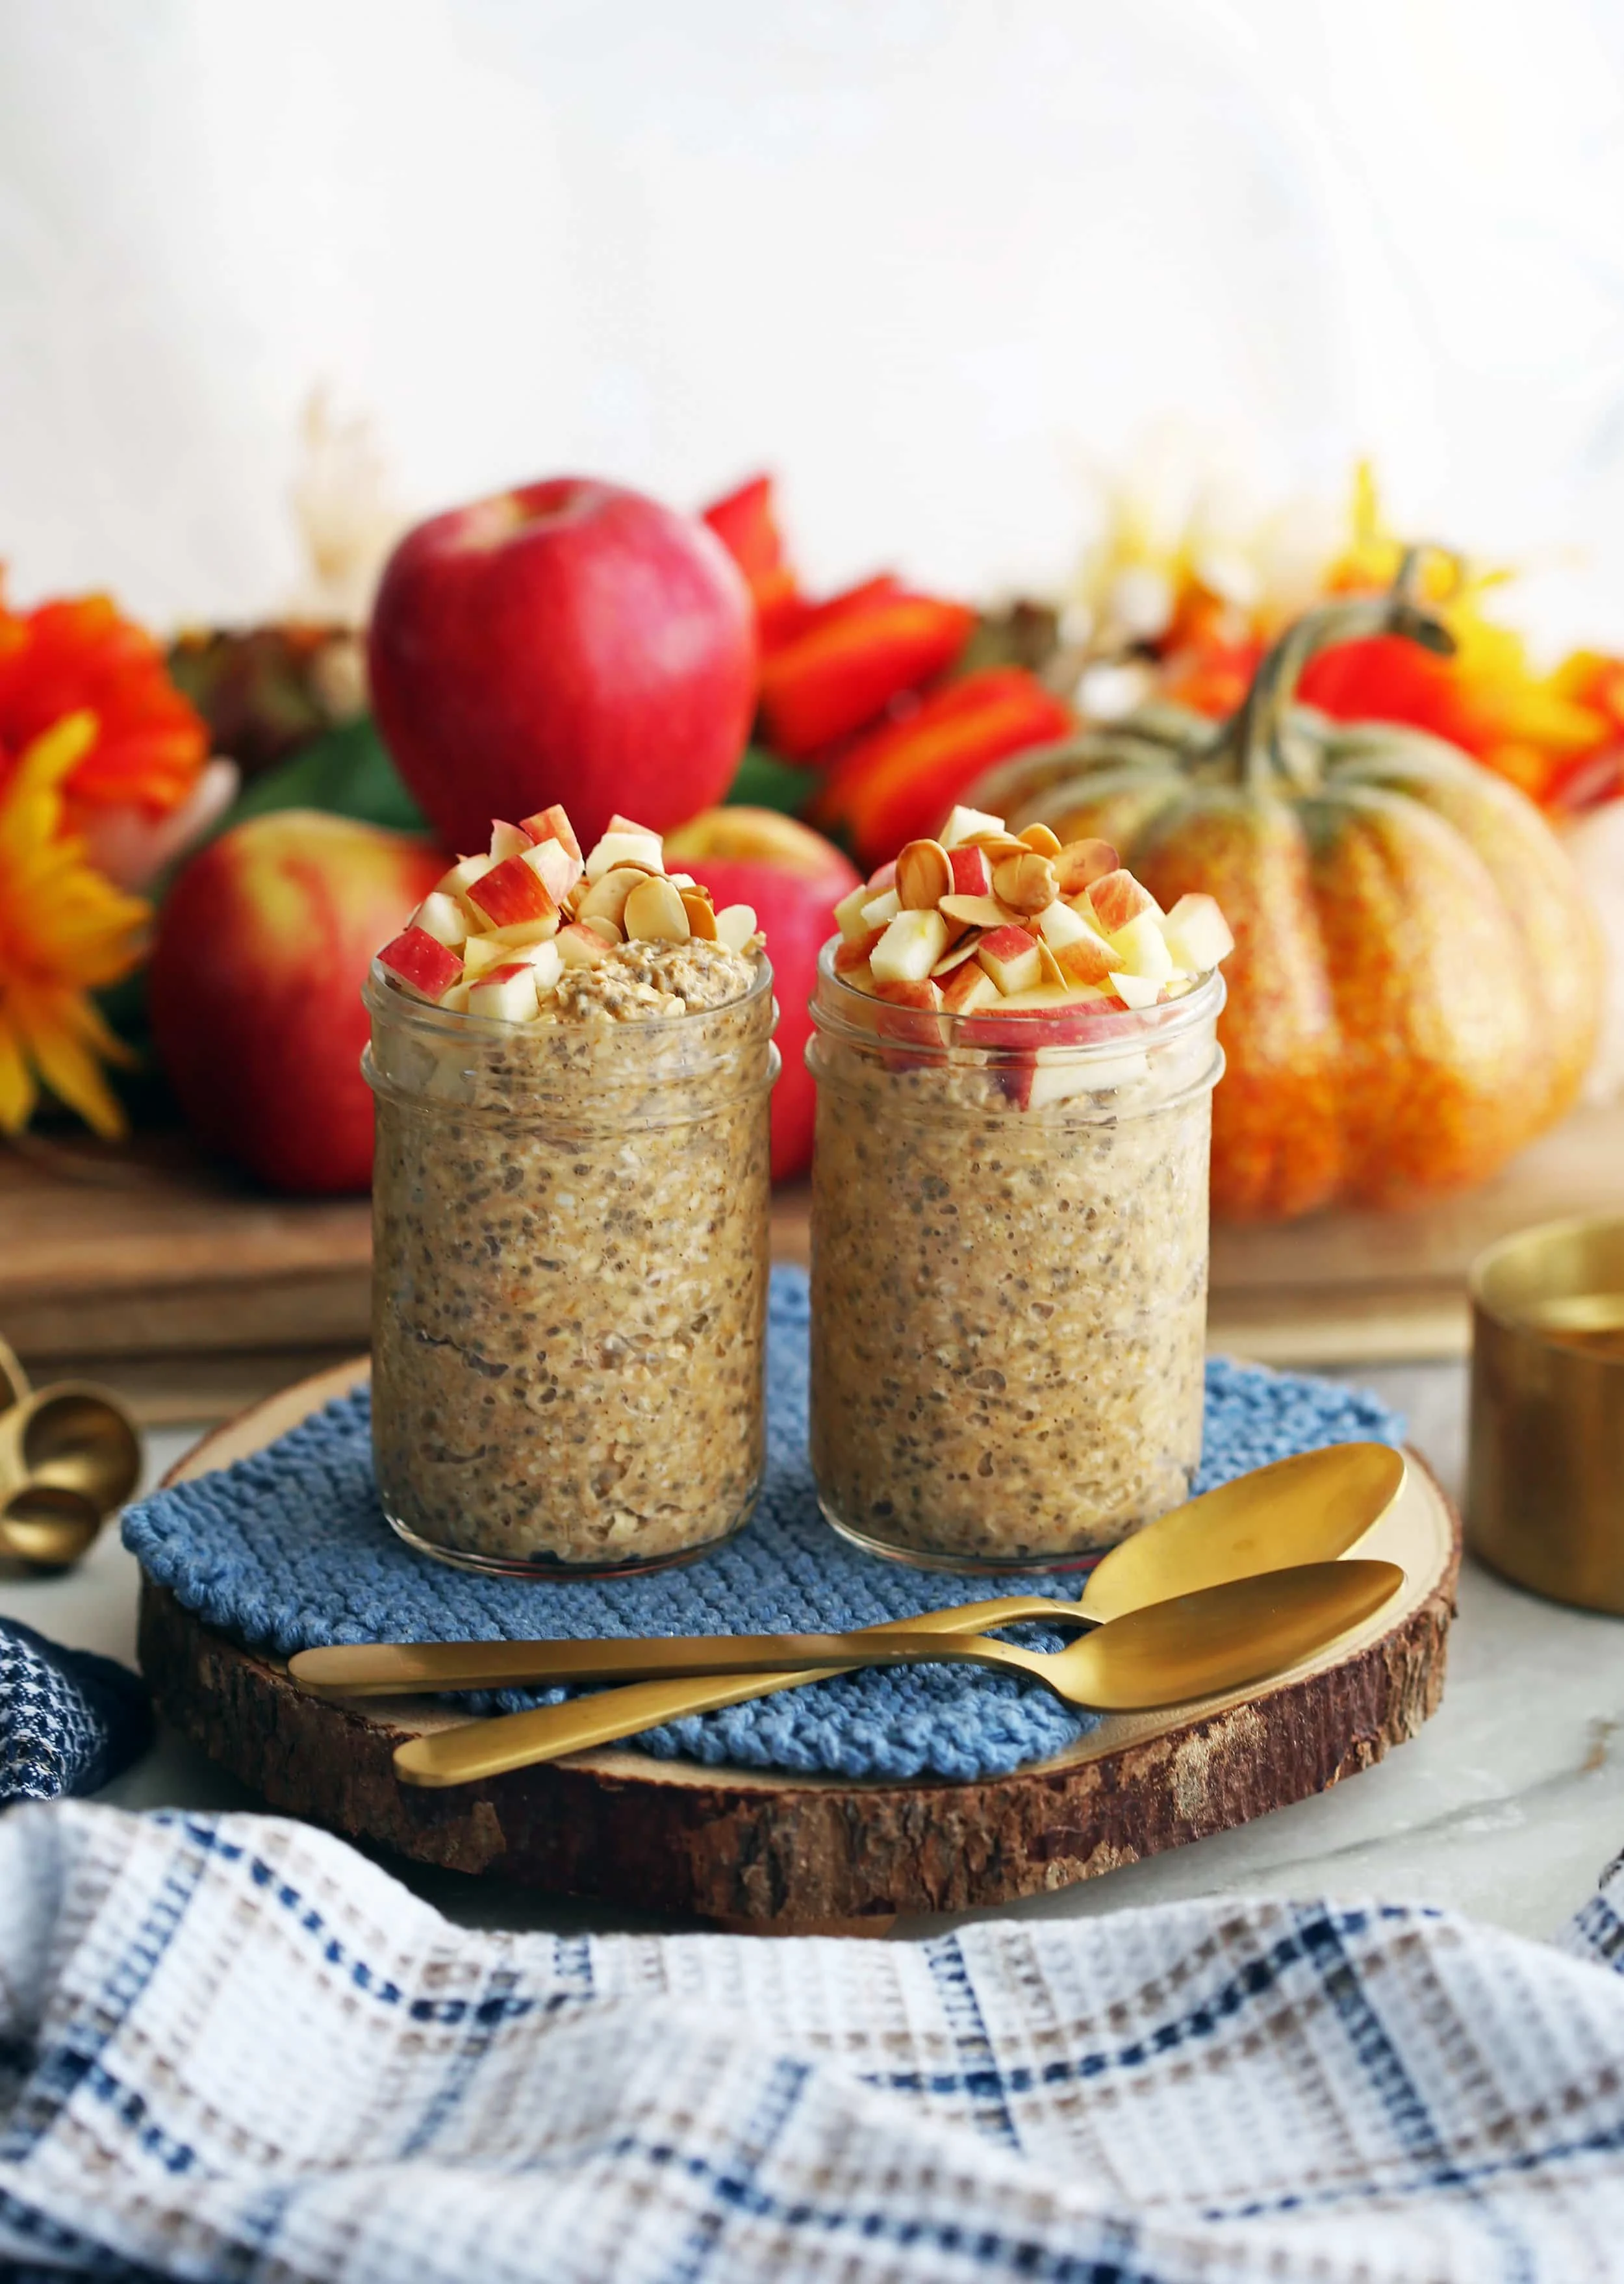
663, 806, 861, 1181
148, 810, 446, 1193
368, 477, 756, 859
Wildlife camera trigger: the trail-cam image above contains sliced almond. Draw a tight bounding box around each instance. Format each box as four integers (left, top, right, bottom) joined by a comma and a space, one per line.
1035, 937, 1067, 987
1018, 822, 1063, 857
623, 874, 692, 943
577, 866, 651, 927
714, 903, 759, 954
580, 913, 622, 946
931, 932, 983, 979
680, 887, 718, 939
895, 837, 953, 910
940, 894, 1008, 929
963, 831, 1032, 864
992, 852, 1059, 915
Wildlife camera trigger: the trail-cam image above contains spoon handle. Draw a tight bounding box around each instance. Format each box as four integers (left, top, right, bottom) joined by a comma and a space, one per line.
296, 1595, 1080, 1699
392, 1607, 1053, 1787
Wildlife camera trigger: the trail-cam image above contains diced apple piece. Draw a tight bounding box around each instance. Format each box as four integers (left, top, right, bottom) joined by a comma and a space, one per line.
437, 982, 472, 1014
485, 912, 561, 948
896, 838, 952, 909
556, 920, 613, 967
1054, 838, 1119, 896
872, 976, 946, 1049
940, 958, 1000, 1013
461, 935, 511, 979
1161, 892, 1235, 973
872, 977, 943, 1012
940, 894, 1009, 930
714, 904, 759, 954
412, 891, 470, 949
1108, 909, 1174, 982
488, 819, 531, 861
833, 882, 874, 942
837, 958, 874, 993
436, 852, 497, 909
607, 813, 659, 837
939, 804, 1006, 849
584, 829, 664, 883
578, 866, 652, 928
580, 914, 621, 946
1028, 1045, 1148, 1106
520, 803, 583, 864
468, 854, 559, 932
866, 859, 897, 893
1087, 867, 1161, 933
835, 925, 886, 975
379, 926, 463, 1001
1052, 926, 1117, 989
522, 939, 563, 993
872, 907, 949, 984
1037, 900, 1092, 950
522, 837, 581, 906
976, 925, 1043, 995
861, 886, 902, 930
468, 960, 541, 1022
1109, 970, 1164, 1009
948, 844, 993, 898
623, 874, 692, 943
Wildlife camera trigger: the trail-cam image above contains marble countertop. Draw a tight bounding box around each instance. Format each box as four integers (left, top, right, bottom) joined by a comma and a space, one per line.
6, 1357, 1620, 1947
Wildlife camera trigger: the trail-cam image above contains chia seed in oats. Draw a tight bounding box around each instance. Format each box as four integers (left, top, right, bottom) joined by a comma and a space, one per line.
807, 954, 1224, 1569
364, 940, 776, 1576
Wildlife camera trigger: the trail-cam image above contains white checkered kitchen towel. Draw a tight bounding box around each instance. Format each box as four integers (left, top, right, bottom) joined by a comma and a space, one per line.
2, 1804, 1623, 2282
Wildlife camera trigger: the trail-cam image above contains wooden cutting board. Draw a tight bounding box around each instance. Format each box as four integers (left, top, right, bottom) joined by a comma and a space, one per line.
5, 1101, 1623, 1417
138, 1358, 1460, 1929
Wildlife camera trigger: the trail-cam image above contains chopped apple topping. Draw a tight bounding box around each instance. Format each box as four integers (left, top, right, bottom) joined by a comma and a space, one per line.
824, 800, 1233, 1095
376, 806, 764, 1024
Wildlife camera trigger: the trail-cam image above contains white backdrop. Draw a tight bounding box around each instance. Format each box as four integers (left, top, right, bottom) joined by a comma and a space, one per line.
2, 0, 1623, 644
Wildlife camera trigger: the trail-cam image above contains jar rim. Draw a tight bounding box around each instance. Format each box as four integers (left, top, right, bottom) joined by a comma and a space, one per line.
364, 948, 774, 1040
810, 938, 1224, 1062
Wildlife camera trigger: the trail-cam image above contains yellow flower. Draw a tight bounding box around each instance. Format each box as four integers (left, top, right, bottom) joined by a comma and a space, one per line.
0, 713, 151, 1137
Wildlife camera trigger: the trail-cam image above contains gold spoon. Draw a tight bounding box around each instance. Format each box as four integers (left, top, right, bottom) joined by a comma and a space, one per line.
392, 1560, 1404, 1788
0, 1384, 142, 1517
293, 1440, 1405, 1699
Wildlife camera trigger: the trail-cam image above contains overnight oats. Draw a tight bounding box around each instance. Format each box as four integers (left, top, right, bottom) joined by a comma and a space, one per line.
808, 804, 1230, 1570
364, 804, 776, 1576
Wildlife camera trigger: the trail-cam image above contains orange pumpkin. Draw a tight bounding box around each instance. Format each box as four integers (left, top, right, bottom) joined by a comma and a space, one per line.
971, 558, 1604, 1220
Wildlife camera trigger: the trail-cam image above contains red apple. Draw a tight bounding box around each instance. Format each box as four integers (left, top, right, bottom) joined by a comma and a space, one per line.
662, 806, 861, 1181
368, 477, 756, 858
149, 811, 446, 1194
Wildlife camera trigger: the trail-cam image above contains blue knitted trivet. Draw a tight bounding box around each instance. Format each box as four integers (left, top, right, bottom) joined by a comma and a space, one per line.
0, 1616, 153, 1805
123, 1267, 1404, 1783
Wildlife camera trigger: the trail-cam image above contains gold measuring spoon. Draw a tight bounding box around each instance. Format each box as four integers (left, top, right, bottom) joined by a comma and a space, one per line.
0, 1483, 103, 1569
293, 1440, 1406, 1700
393, 1560, 1404, 1788
0, 1334, 31, 1415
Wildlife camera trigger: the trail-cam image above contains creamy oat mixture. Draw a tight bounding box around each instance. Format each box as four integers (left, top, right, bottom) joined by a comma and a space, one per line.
809, 1030, 1216, 1564
366, 809, 774, 1574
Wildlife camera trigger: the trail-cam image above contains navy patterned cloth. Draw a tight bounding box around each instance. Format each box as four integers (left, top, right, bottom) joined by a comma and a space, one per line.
124, 1266, 1404, 1783
1, 1801, 1623, 2282
0, 1616, 151, 1805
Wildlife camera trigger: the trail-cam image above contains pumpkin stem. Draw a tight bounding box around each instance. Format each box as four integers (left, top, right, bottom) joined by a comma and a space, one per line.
1226, 545, 1459, 791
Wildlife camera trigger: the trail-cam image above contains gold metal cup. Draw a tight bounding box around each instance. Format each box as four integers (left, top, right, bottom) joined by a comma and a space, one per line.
1468, 1215, 1624, 1614
0, 1384, 142, 1519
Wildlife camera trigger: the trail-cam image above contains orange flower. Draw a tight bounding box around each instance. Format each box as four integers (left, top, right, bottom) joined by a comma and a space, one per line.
0, 714, 151, 1136
0, 573, 209, 817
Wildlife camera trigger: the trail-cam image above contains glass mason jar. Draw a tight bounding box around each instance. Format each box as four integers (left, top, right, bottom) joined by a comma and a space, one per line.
364, 958, 777, 1577
807, 948, 1224, 1570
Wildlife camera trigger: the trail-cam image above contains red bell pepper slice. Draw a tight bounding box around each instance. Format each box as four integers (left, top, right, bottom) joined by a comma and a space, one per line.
702, 474, 809, 652
758, 586, 975, 759
812, 668, 1072, 867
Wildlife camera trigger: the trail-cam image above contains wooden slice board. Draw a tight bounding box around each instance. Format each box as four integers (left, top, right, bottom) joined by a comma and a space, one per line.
138, 1359, 1460, 1929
